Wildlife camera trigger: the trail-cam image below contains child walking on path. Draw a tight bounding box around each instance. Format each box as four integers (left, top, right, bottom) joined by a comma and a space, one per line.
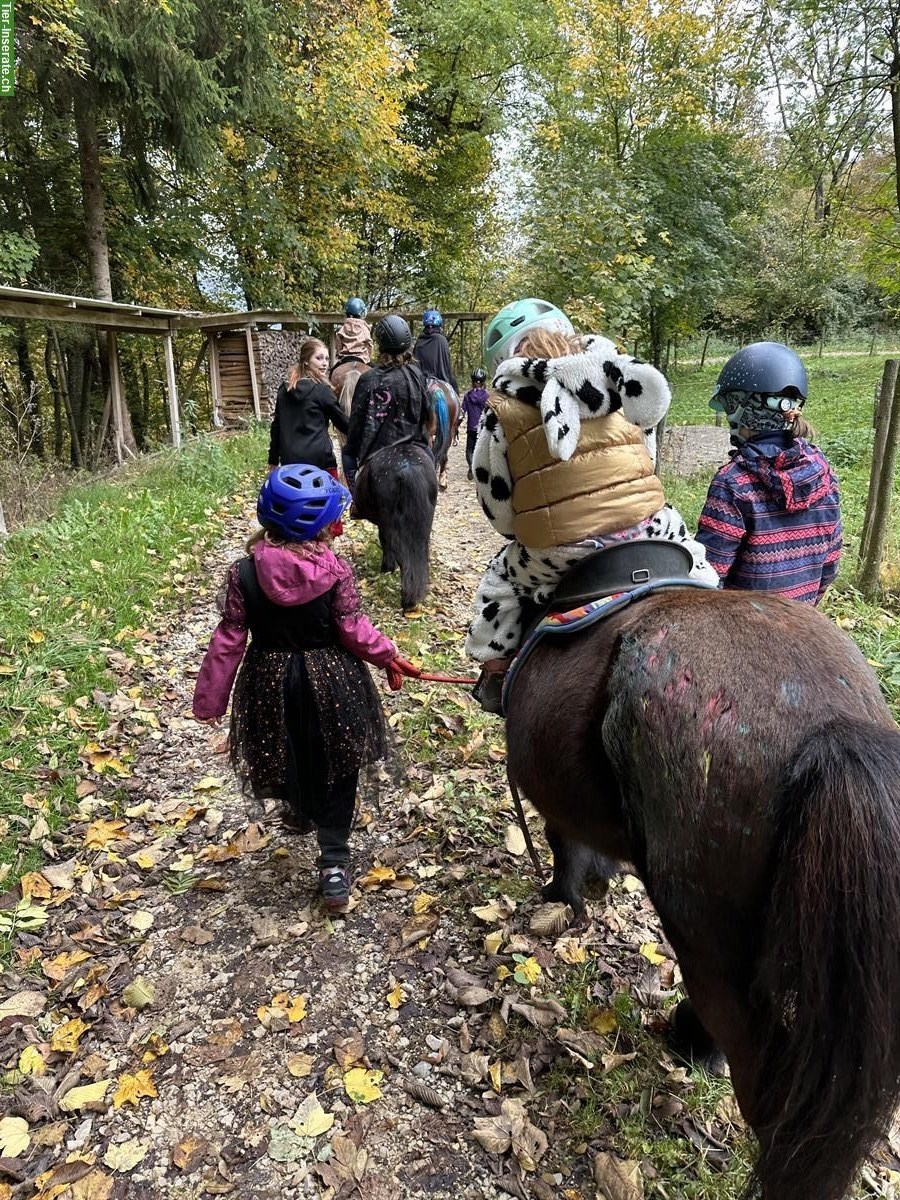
193, 465, 418, 909
696, 342, 842, 604
461, 368, 489, 480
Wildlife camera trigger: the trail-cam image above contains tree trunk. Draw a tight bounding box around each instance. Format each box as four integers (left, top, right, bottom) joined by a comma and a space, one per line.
45, 334, 64, 459
859, 360, 900, 595
14, 321, 44, 458
73, 83, 138, 457
51, 327, 83, 468
860, 358, 899, 564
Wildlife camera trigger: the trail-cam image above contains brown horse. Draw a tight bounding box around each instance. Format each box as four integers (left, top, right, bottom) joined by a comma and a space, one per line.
505, 587, 900, 1200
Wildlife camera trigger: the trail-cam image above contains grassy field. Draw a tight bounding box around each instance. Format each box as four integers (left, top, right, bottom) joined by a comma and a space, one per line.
0, 428, 267, 882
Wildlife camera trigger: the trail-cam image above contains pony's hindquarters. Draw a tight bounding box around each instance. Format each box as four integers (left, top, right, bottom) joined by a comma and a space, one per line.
747, 718, 900, 1200
360, 444, 437, 612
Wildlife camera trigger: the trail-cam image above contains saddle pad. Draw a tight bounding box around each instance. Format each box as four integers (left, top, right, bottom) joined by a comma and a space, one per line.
501, 577, 718, 714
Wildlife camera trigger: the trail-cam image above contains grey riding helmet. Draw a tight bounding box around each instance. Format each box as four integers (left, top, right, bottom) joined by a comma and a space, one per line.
374, 314, 413, 354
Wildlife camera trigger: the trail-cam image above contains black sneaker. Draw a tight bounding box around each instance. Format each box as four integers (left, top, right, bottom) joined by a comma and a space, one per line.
319, 865, 351, 910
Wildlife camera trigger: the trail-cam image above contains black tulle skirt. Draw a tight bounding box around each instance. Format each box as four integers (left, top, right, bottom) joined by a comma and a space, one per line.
229, 643, 385, 822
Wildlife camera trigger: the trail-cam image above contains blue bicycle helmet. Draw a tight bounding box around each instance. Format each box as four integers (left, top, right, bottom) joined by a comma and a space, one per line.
258, 465, 351, 541
423, 308, 443, 328
345, 297, 367, 318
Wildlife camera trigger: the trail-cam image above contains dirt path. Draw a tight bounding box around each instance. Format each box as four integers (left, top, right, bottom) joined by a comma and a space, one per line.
4, 445, 712, 1200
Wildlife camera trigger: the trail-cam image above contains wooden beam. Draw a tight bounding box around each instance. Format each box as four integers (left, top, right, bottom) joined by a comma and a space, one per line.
245, 326, 261, 419
163, 333, 182, 448
208, 335, 223, 427
0, 299, 172, 332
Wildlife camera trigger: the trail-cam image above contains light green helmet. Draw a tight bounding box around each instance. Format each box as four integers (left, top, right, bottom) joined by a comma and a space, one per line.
484, 298, 575, 373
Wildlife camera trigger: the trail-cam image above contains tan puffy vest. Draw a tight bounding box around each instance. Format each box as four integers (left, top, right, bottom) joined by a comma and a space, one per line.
491, 396, 665, 549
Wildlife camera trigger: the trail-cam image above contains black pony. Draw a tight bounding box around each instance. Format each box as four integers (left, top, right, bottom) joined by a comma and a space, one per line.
505, 587, 900, 1200
353, 442, 438, 612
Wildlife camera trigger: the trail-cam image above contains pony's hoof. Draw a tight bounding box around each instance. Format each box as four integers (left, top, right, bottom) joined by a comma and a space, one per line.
438, 476, 448, 491
541, 879, 586, 916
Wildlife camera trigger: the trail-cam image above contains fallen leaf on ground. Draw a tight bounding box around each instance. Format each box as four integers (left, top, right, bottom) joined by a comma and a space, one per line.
172, 1133, 210, 1171
113, 1068, 157, 1108
639, 942, 666, 965
103, 1138, 150, 1171
504, 824, 526, 856
50, 1016, 90, 1053
593, 1151, 644, 1200
344, 1067, 383, 1104
0, 1116, 29, 1157
122, 977, 156, 1009
287, 1052, 315, 1078
59, 1078, 111, 1112
291, 1093, 334, 1137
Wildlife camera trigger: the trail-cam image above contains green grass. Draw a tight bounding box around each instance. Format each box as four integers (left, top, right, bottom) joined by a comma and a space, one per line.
0, 426, 268, 881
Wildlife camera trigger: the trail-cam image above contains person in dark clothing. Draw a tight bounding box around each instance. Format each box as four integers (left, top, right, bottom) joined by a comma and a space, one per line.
342, 315, 435, 489
413, 308, 458, 392
193, 465, 419, 909
268, 338, 349, 472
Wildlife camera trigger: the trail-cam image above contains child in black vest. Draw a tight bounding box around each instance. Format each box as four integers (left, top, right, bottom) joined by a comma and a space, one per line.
193, 465, 418, 909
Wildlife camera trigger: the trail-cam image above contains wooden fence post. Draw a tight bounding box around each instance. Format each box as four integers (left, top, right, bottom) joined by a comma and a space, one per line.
859, 358, 900, 595
163, 332, 181, 448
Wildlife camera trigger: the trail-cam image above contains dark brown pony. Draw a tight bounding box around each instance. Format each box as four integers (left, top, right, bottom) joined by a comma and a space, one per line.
505, 588, 900, 1200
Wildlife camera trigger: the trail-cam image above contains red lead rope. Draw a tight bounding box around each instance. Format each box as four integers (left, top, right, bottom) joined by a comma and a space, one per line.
414, 671, 479, 685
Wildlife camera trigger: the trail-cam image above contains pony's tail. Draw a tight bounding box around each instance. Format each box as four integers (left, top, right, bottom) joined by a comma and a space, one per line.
389, 450, 436, 611
750, 718, 900, 1200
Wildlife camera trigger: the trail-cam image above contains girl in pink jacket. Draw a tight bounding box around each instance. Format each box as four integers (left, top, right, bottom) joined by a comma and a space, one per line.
193, 466, 417, 909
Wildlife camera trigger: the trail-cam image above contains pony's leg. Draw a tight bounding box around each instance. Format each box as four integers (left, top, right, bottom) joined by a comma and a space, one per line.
668, 999, 728, 1076
542, 827, 616, 916
378, 526, 397, 574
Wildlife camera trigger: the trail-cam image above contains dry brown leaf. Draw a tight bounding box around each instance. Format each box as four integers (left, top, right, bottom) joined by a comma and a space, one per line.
179, 925, 214, 945
456, 985, 495, 1007
529, 903, 573, 938
401, 1078, 444, 1110
593, 1152, 644, 1200
0, 990, 46, 1023
172, 1133, 210, 1172
504, 824, 526, 857
399, 910, 439, 949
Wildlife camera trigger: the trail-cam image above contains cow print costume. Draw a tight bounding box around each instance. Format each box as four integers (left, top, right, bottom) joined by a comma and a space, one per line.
465, 337, 718, 662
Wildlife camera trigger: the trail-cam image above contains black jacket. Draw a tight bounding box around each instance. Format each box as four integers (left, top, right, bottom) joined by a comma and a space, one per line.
268, 379, 349, 470
413, 328, 458, 392
344, 362, 432, 467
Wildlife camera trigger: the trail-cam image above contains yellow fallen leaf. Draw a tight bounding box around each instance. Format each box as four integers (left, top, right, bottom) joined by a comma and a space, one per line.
122, 977, 156, 1009
343, 1067, 383, 1104
386, 984, 405, 1010
622, 874, 643, 893
28, 629, 45, 644
513, 956, 542, 985
0, 1116, 29, 1156
18, 1045, 46, 1076
488, 1061, 502, 1092
639, 942, 666, 965
554, 939, 587, 965
193, 776, 223, 792
125, 910, 154, 933
412, 892, 437, 915
59, 1078, 111, 1112
43, 949, 92, 983
286, 995, 307, 1023
50, 1016, 90, 1053
103, 1138, 150, 1171
357, 864, 396, 889
20, 871, 52, 900
588, 1007, 618, 1035
140, 1033, 169, 1063
291, 1094, 335, 1137
286, 1052, 315, 1078
130, 849, 162, 870
84, 818, 128, 849
484, 930, 504, 955
113, 1068, 157, 1108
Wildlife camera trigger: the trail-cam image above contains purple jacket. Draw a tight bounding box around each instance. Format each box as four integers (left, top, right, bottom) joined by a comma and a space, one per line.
461, 387, 489, 432
696, 432, 842, 604
193, 539, 397, 720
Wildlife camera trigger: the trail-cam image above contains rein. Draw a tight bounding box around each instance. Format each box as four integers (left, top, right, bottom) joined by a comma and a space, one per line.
414, 671, 479, 685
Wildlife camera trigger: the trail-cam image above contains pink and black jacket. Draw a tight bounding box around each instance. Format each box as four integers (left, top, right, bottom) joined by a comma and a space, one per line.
696, 432, 842, 605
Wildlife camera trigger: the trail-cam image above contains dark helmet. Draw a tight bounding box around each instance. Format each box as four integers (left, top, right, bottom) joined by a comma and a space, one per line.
345, 297, 367, 318
472, 367, 487, 384
374, 314, 412, 354
710, 342, 808, 411
423, 308, 443, 328
257, 465, 350, 542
